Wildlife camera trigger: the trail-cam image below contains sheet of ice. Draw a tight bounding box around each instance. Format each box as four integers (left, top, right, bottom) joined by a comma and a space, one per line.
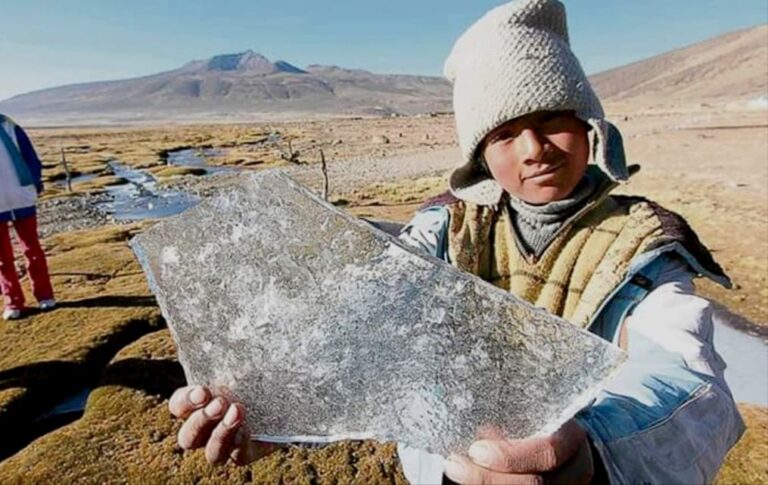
131, 170, 626, 455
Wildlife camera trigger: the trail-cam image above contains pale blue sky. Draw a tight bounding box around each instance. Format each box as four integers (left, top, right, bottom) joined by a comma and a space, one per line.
1, 0, 766, 101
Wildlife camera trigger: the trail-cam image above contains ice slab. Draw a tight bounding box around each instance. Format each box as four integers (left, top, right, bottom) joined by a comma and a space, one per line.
131, 170, 625, 455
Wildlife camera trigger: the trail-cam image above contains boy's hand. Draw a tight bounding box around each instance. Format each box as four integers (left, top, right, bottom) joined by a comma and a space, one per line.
444, 420, 593, 484
168, 385, 277, 465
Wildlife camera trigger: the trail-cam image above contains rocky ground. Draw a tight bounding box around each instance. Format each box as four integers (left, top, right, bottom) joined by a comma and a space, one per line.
1, 109, 765, 483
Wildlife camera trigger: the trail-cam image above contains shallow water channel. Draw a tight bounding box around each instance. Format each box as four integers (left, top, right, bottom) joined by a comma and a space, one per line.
94, 160, 200, 220
93, 148, 243, 220
166, 147, 233, 174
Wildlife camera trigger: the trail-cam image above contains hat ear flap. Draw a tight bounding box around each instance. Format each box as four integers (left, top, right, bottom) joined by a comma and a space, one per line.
449, 156, 504, 206
588, 118, 629, 182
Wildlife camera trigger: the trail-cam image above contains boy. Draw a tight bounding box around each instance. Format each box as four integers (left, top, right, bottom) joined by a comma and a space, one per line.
169, 1, 744, 483
0, 113, 55, 320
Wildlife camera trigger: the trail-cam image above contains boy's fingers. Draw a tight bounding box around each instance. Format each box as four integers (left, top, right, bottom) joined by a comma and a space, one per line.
468, 420, 586, 473
169, 386, 210, 419
177, 397, 229, 450
205, 404, 245, 465
444, 454, 543, 485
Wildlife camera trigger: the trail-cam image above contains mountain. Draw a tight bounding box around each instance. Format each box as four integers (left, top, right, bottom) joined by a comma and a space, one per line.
590, 24, 768, 106
179, 51, 307, 75
0, 50, 452, 124
3, 24, 766, 125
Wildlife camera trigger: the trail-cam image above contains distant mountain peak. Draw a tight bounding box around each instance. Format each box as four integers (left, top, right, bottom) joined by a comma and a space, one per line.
205, 51, 273, 73
183, 51, 306, 75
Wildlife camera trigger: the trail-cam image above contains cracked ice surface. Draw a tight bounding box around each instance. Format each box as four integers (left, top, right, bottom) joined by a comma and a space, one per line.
132, 170, 625, 455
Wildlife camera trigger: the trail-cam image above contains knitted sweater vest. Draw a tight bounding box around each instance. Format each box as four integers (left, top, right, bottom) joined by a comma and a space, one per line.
442, 193, 726, 328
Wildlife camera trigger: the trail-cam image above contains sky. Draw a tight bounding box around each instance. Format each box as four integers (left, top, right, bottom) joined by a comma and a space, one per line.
1, 0, 766, 101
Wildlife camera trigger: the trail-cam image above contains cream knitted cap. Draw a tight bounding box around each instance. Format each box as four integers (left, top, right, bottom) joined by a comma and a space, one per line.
444, 0, 629, 205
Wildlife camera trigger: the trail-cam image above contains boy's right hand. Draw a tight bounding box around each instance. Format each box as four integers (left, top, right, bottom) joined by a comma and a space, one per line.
169, 385, 275, 466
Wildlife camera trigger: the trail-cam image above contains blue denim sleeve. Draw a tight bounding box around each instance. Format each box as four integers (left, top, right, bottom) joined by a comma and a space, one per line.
576, 257, 744, 484
15, 125, 43, 188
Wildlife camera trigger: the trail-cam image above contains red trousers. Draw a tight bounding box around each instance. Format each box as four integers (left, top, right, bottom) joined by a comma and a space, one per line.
0, 215, 54, 311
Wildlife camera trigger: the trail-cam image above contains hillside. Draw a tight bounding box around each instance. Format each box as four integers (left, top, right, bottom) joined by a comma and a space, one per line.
0, 51, 451, 124
590, 24, 768, 106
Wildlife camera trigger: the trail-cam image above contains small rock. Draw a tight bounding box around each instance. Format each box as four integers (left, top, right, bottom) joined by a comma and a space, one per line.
332, 139, 343, 146
371, 135, 390, 145
423, 133, 431, 141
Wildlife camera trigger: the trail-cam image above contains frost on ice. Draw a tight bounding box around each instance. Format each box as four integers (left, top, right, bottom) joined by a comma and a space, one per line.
131, 170, 625, 455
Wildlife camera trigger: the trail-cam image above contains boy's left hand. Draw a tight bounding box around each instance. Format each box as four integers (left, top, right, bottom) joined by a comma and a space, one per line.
444, 419, 593, 484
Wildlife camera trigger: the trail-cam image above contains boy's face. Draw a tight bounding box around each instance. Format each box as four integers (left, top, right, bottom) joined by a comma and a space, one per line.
481, 111, 590, 204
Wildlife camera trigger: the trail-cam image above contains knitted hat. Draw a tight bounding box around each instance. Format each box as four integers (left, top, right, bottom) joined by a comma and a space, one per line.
444, 0, 629, 205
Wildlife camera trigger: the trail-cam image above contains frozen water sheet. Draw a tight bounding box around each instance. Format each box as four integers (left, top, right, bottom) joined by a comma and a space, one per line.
132, 170, 626, 455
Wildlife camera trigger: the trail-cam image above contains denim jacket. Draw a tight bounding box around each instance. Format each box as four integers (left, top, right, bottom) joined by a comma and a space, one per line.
396, 206, 745, 484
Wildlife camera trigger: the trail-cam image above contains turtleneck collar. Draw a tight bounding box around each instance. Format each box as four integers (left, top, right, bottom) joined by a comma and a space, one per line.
506, 166, 611, 258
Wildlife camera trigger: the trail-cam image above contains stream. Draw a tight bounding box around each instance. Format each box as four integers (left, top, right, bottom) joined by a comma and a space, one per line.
94, 160, 201, 220
165, 147, 233, 174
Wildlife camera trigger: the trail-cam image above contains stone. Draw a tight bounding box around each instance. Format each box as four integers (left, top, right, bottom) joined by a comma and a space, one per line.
371, 134, 390, 144
131, 170, 625, 456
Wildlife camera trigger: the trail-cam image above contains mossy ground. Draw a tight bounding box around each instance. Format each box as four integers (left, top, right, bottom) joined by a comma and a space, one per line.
0, 224, 166, 458
336, 176, 448, 223
149, 166, 209, 180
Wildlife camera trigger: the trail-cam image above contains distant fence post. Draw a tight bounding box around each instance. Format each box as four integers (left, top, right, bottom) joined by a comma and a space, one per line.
60, 147, 72, 193
320, 149, 329, 201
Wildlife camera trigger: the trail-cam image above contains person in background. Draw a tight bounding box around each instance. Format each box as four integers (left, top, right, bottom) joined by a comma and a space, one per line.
0, 113, 55, 321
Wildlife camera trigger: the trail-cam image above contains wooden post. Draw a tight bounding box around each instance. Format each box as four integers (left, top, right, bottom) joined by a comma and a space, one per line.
60, 147, 72, 193
320, 149, 329, 201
